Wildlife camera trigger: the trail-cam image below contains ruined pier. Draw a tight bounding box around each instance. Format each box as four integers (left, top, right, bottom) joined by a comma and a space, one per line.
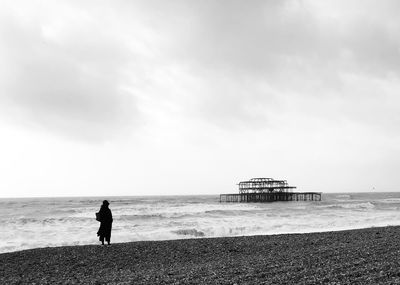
220, 178, 321, 203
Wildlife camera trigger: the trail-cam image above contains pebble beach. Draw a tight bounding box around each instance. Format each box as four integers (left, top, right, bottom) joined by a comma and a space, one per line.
2, 226, 400, 284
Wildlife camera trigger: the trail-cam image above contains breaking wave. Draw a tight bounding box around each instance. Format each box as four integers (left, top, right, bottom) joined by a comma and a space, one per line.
319, 202, 375, 210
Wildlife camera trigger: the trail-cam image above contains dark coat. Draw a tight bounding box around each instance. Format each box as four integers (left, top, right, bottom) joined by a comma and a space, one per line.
97, 205, 113, 242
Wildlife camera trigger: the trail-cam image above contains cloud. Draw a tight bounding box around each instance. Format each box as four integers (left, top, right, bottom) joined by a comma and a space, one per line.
155, 0, 400, 133
1, 0, 400, 141
0, 1, 139, 141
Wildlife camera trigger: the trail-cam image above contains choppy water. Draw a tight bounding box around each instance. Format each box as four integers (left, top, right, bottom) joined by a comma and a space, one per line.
2, 192, 400, 253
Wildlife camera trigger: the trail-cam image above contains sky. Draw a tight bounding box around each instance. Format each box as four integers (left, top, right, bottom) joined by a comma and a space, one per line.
1, 0, 400, 197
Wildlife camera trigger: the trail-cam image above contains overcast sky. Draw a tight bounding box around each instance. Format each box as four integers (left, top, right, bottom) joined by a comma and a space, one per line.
1, 0, 400, 197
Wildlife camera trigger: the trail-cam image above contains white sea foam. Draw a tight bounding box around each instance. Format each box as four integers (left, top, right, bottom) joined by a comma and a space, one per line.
2, 192, 400, 253
379, 198, 400, 204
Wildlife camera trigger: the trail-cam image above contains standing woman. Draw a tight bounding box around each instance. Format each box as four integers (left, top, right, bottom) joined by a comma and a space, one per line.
97, 200, 113, 245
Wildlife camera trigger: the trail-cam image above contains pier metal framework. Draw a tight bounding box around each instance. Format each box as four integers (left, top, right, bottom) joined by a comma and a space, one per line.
220, 177, 321, 203
238, 178, 296, 194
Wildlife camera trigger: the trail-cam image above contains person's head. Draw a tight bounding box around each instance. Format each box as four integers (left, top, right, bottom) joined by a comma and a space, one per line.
102, 200, 110, 207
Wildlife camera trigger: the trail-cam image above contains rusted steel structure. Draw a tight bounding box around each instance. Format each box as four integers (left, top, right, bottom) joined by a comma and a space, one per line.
238, 178, 296, 193
220, 178, 321, 202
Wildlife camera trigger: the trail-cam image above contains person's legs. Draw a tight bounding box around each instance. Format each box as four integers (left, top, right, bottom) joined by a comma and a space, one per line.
106, 224, 111, 245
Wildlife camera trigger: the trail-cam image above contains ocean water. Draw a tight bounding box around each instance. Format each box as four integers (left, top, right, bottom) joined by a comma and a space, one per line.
2, 192, 400, 254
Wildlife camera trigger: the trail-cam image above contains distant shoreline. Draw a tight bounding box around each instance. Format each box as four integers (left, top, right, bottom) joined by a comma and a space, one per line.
2, 226, 400, 284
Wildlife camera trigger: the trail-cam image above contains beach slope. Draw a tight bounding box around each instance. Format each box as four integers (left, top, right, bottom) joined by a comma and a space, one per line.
1, 226, 400, 284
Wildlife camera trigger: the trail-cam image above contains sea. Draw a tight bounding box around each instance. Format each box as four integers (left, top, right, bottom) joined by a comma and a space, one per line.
2, 192, 400, 254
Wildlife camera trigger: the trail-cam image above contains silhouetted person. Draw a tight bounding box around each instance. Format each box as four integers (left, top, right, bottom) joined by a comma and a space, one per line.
97, 200, 113, 245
